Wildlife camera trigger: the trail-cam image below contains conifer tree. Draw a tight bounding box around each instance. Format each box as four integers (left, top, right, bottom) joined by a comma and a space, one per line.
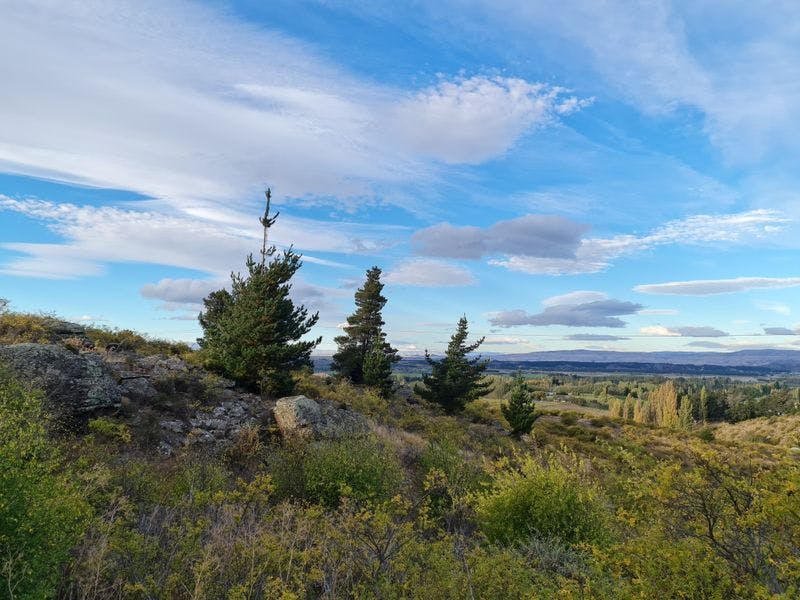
198, 190, 321, 397
363, 347, 393, 398
414, 316, 493, 414
331, 267, 398, 384
501, 372, 540, 437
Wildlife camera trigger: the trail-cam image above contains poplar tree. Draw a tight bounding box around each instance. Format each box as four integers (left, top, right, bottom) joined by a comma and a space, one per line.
198, 190, 321, 397
331, 267, 398, 384
414, 316, 492, 414
501, 372, 540, 437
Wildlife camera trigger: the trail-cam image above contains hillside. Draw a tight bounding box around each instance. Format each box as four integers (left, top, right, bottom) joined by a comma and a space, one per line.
1, 315, 799, 599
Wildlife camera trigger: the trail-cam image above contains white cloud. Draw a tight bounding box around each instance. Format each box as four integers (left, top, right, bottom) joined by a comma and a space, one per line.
542, 290, 607, 307
756, 301, 791, 316
491, 209, 788, 275
392, 76, 590, 163
482, 336, 532, 345
140, 278, 224, 305
638, 308, 679, 316
384, 258, 476, 287
640, 325, 729, 338
565, 333, 628, 341
634, 277, 800, 296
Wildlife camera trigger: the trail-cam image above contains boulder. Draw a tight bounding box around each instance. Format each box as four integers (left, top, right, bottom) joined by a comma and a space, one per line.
274, 395, 369, 441
0, 343, 121, 418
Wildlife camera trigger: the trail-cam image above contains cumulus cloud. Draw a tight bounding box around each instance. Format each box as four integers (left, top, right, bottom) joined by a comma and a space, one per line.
763, 327, 797, 336
384, 258, 476, 287
565, 333, 628, 341
413, 215, 587, 260
392, 76, 590, 163
491, 209, 787, 275
634, 276, 800, 296
490, 299, 642, 328
640, 325, 729, 338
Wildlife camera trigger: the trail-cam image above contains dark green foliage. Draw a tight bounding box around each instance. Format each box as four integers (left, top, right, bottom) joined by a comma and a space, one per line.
331, 267, 398, 384
501, 372, 541, 437
199, 250, 321, 397
363, 346, 394, 398
415, 316, 493, 414
0, 368, 91, 598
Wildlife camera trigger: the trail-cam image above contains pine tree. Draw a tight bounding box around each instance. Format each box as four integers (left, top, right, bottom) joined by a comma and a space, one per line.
414, 316, 493, 414
198, 191, 321, 397
332, 267, 398, 383
501, 372, 540, 437
363, 346, 393, 398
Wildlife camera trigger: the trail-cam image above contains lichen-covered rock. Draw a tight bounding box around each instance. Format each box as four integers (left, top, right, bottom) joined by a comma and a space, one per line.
0, 343, 121, 418
274, 395, 369, 441
119, 376, 159, 402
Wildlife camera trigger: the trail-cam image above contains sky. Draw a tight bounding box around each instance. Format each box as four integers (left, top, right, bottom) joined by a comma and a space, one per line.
2, 0, 800, 355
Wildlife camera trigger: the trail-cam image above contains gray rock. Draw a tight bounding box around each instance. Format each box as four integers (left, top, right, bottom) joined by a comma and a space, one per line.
274, 395, 369, 441
0, 343, 121, 418
120, 376, 159, 402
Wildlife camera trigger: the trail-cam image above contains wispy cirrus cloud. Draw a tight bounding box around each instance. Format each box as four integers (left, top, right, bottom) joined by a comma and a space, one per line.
0, 196, 398, 278
640, 325, 729, 338
565, 333, 628, 341
634, 276, 800, 296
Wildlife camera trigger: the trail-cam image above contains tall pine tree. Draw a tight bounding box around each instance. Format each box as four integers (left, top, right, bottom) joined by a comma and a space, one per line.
331, 267, 398, 384
198, 191, 321, 397
414, 316, 492, 414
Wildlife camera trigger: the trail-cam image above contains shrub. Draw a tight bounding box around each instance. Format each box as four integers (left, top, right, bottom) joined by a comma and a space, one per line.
88, 417, 132, 444
474, 454, 606, 546
0, 368, 91, 598
271, 435, 403, 507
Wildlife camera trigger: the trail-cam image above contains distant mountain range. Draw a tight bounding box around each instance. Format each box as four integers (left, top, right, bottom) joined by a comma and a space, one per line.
313, 349, 800, 376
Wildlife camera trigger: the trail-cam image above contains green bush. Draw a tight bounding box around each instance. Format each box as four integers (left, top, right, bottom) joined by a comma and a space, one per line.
474, 454, 606, 546
0, 368, 91, 598
272, 435, 403, 507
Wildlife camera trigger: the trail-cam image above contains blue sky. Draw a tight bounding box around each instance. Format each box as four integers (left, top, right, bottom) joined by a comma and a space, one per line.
2, 0, 800, 354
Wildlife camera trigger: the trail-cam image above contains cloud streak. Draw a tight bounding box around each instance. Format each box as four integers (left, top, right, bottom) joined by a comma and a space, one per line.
491, 299, 642, 328
384, 258, 476, 287
412, 215, 587, 260
491, 209, 788, 275
634, 276, 800, 296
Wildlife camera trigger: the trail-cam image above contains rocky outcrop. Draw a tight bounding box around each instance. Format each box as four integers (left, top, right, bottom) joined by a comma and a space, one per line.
0, 343, 121, 418
274, 395, 369, 441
